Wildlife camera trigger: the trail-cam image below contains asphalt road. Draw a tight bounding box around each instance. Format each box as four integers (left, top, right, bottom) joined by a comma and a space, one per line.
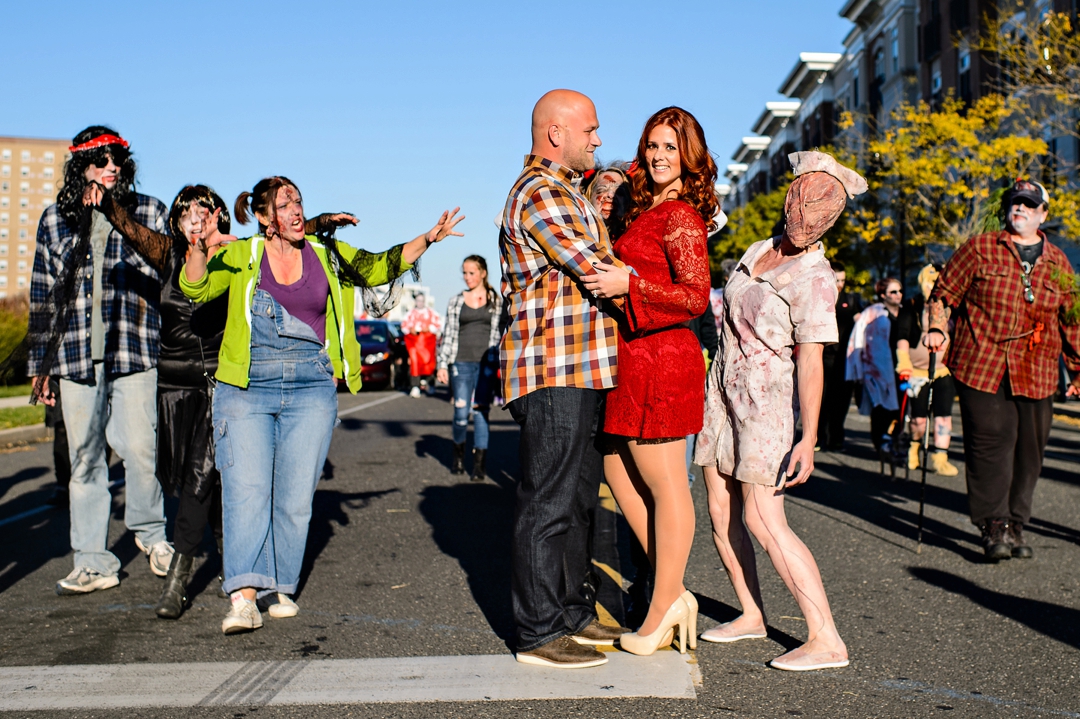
0, 388, 1078, 718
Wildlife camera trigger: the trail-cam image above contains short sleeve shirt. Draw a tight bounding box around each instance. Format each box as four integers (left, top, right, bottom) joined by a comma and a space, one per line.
695, 238, 838, 485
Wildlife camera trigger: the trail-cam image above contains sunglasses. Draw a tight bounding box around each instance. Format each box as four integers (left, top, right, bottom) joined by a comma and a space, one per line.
90, 148, 129, 169
1020, 272, 1035, 304
886, 289, 903, 295
1011, 198, 1042, 209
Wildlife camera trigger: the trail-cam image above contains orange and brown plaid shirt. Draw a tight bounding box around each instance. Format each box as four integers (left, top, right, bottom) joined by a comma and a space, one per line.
499, 155, 624, 403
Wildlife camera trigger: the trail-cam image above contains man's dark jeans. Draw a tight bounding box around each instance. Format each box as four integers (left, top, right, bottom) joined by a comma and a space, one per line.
507, 387, 603, 652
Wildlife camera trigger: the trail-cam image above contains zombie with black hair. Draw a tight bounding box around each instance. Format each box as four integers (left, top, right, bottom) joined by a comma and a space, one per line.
28, 126, 172, 595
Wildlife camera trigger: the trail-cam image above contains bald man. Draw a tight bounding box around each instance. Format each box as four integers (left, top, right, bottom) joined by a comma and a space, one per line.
500, 90, 628, 668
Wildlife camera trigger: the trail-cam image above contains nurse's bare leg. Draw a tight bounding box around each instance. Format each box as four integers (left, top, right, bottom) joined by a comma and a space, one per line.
700, 466, 766, 640
742, 483, 847, 666
626, 439, 694, 637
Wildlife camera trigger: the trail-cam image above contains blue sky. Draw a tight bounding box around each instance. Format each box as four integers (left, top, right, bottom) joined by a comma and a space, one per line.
0, 1, 850, 308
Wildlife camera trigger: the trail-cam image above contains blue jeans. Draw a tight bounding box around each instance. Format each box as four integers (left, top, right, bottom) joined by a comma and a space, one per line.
507, 387, 603, 651
450, 362, 489, 449
213, 290, 337, 597
60, 365, 163, 576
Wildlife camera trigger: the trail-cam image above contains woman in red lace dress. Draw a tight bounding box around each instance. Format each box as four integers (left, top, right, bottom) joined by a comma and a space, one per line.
583, 106, 715, 655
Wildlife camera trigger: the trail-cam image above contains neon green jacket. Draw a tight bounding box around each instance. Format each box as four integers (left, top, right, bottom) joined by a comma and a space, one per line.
179, 235, 411, 394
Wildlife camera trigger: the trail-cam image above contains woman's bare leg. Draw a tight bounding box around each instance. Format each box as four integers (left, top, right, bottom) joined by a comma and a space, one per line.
603, 447, 654, 562
625, 439, 694, 636
700, 465, 766, 639
741, 483, 847, 664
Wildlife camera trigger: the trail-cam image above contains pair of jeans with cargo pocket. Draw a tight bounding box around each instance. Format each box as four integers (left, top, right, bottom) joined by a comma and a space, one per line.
213, 290, 337, 597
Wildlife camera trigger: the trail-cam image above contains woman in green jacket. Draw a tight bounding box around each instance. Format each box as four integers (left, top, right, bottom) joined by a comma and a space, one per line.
182, 176, 462, 635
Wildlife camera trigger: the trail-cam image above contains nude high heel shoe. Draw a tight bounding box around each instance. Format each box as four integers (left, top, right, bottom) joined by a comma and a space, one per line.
681, 590, 698, 650
619, 596, 690, 656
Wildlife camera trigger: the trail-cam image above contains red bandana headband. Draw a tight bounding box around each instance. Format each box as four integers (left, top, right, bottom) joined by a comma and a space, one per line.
68, 134, 129, 153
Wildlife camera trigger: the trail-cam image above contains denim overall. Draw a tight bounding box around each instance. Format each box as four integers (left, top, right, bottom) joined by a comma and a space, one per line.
212, 289, 337, 596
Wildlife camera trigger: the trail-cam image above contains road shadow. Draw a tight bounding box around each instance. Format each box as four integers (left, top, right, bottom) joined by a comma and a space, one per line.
795, 454, 986, 563
0, 465, 50, 503
908, 566, 1080, 650
417, 426, 520, 647
296, 488, 400, 598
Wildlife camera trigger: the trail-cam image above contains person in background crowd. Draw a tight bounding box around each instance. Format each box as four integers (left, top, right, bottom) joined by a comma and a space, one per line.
895, 264, 958, 476
583, 106, 714, 657
927, 179, 1080, 561
847, 278, 902, 459
402, 293, 442, 397
30, 126, 172, 596
585, 166, 631, 240
817, 260, 863, 451
436, 255, 503, 481
696, 151, 865, 672
182, 175, 462, 634
500, 89, 629, 669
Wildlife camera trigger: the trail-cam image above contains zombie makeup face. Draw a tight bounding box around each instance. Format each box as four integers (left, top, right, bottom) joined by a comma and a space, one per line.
590, 171, 625, 219
178, 203, 212, 244
269, 185, 305, 242
1005, 199, 1048, 239
783, 172, 847, 248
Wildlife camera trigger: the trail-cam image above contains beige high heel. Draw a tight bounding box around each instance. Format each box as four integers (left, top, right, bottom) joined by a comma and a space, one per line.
681, 590, 698, 650
620, 596, 690, 656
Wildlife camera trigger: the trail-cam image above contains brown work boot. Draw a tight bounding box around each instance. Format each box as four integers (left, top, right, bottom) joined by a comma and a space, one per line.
572, 619, 629, 646
980, 518, 1012, 561
516, 635, 608, 668
1006, 521, 1034, 559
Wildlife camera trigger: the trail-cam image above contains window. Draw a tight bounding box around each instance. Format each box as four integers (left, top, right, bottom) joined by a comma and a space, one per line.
44, 151, 54, 164
0, 278, 9, 289
891, 27, 900, 73
1, 260, 10, 271
43, 167, 54, 179
20, 167, 29, 178
19, 182, 28, 193
0, 213, 7, 224
874, 48, 886, 80
0, 150, 9, 161
17, 229, 26, 239
0, 197, 6, 208
17, 244, 27, 256
17, 260, 27, 273
18, 213, 28, 225
19, 198, 28, 209
853, 67, 861, 107
20, 150, 30, 162
17, 276, 27, 289
0, 231, 7, 242
42, 182, 52, 193
931, 60, 943, 95
41, 198, 53, 208
1, 182, 7, 192
1, 167, 9, 178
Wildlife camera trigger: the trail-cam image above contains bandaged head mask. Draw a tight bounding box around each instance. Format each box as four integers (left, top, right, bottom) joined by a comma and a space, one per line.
783, 152, 868, 248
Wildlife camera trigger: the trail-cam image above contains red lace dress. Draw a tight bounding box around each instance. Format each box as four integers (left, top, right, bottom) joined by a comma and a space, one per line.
604, 200, 710, 439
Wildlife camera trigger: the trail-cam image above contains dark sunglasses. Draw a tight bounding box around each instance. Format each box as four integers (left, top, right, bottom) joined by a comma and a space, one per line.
1012, 198, 1042, 209
1020, 272, 1035, 304
90, 148, 129, 169
885, 289, 903, 295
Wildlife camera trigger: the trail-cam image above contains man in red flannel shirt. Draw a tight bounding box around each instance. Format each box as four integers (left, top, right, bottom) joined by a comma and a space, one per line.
927, 179, 1080, 561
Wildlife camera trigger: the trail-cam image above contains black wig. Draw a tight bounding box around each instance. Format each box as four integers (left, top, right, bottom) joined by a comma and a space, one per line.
55, 125, 138, 229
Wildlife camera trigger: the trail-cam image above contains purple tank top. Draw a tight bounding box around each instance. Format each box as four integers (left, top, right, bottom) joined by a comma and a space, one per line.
259, 241, 329, 343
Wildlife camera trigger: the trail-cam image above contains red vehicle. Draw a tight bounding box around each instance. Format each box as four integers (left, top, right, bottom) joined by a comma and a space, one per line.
355, 320, 408, 390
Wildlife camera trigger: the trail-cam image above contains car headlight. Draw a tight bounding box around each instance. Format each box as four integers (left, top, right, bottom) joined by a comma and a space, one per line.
363, 351, 391, 365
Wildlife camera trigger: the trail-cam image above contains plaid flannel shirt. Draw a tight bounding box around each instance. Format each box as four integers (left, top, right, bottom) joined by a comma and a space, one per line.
932, 230, 1080, 399
29, 195, 166, 381
499, 155, 624, 403
436, 291, 504, 370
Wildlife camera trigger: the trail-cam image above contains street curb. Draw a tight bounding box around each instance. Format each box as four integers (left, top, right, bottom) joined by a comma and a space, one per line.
0, 423, 50, 447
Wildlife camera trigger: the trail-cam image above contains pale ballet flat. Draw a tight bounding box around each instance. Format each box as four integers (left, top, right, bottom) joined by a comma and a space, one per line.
619, 596, 690, 656
770, 653, 850, 672
699, 624, 768, 644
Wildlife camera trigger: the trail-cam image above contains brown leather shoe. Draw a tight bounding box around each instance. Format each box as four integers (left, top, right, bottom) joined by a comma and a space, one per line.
516, 635, 608, 668
572, 619, 629, 645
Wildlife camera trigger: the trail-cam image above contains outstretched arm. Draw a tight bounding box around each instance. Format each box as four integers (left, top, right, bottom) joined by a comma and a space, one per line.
85, 182, 171, 272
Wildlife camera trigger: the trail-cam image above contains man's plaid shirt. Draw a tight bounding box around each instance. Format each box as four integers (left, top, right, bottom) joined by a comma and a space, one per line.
29, 195, 166, 382
933, 230, 1080, 399
499, 155, 624, 403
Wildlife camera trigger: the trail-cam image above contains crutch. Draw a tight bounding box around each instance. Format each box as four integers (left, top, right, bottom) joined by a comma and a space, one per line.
916, 353, 936, 554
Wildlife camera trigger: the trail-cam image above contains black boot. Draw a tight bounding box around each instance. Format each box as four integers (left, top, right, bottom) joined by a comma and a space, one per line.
155, 552, 194, 619
980, 518, 1012, 562
470, 449, 487, 482
451, 443, 466, 475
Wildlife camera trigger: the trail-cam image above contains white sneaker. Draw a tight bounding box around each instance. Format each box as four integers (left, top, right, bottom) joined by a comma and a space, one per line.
409, 386, 421, 398
259, 593, 299, 618
55, 566, 120, 595
222, 594, 263, 635
134, 537, 174, 577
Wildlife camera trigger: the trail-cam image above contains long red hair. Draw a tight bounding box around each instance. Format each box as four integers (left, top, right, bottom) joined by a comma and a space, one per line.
626, 107, 719, 232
